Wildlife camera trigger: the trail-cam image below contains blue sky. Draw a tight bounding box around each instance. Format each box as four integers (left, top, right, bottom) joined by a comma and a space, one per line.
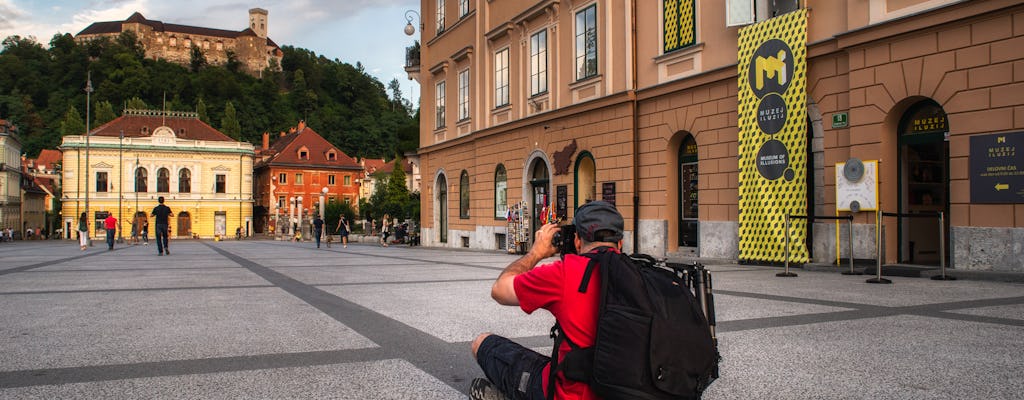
0, 0, 421, 103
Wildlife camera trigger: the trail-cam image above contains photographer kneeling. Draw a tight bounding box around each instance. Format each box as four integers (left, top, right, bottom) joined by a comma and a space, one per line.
470, 201, 623, 400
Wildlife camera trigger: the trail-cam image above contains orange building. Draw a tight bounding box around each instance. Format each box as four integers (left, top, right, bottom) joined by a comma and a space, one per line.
253, 121, 362, 236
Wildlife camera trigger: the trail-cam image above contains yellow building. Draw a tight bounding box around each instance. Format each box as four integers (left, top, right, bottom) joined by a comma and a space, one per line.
60, 109, 254, 240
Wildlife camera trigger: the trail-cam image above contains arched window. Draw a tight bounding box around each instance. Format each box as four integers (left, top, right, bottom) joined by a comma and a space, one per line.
574, 152, 596, 210
494, 164, 507, 219
135, 168, 148, 192
460, 170, 470, 219
157, 168, 170, 192
179, 169, 191, 193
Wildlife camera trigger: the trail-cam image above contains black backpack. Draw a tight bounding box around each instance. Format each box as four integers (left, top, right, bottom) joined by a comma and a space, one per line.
548, 248, 719, 400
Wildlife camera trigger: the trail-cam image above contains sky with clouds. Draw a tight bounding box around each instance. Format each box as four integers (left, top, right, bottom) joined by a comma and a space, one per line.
0, 0, 422, 101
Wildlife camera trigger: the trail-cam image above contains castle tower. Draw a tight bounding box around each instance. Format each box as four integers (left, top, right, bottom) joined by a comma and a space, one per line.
249, 8, 268, 38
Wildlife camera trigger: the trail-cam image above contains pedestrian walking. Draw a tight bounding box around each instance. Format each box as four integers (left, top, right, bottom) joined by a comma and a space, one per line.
152, 196, 172, 256
130, 218, 139, 245
336, 216, 350, 248
313, 216, 324, 249
103, 213, 117, 250
380, 214, 391, 247
77, 212, 89, 250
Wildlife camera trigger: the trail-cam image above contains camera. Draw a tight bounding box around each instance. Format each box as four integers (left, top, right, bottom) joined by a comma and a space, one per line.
552, 224, 577, 256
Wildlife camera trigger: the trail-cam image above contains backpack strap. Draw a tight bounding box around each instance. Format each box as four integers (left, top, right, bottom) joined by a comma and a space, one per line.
577, 246, 615, 293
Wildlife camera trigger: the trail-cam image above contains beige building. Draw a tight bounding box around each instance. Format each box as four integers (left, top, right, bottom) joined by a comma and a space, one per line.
60, 109, 255, 240
1, 118, 22, 235
411, 0, 1024, 273
76, 9, 282, 77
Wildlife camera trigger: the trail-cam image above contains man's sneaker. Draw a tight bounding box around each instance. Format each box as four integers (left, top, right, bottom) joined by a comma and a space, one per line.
470, 378, 507, 400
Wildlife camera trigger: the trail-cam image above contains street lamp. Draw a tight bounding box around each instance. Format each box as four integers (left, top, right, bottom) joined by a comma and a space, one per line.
404, 10, 420, 36
117, 129, 124, 243
320, 186, 328, 243
135, 156, 139, 235
296, 196, 304, 239
84, 71, 93, 246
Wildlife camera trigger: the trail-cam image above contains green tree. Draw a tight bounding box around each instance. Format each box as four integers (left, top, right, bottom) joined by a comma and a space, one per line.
58, 105, 85, 136
189, 45, 207, 72
196, 97, 209, 124
221, 101, 241, 139
126, 97, 148, 110
94, 100, 116, 125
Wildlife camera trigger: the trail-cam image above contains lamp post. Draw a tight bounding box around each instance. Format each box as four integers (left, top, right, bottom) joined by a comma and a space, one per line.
287, 196, 294, 236
135, 156, 139, 232
297, 195, 304, 239
270, 175, 277, 238
84, 72, 93, 246
320, 186, 328, 243
117, 129, 123, 243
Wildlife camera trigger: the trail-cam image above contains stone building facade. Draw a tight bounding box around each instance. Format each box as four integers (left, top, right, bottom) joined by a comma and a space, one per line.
411, 0, 1024, 273
75, 9, 283, 77
60, 109, 255, 240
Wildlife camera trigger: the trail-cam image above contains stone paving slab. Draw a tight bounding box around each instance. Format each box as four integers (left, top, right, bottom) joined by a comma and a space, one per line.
704, 315, 1024, 400
946, 303, 1024, 321
714, 294, 854, 321
278, 264, 497, 286
710, 267, 1024, 307
0, 360, 464, 400
323, 280, 554, 343
0, 287, 375, 371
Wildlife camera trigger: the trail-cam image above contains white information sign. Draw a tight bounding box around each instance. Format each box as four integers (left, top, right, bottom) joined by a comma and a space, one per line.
836, 160, 878, 212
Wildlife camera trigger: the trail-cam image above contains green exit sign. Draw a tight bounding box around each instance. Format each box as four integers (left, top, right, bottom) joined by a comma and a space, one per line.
832, 112, 849, 128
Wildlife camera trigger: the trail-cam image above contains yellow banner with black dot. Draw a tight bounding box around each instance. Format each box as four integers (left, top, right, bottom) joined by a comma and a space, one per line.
737, 9, 809, 264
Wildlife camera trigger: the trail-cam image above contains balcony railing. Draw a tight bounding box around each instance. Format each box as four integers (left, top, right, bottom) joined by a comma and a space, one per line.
405, 43, 421, 69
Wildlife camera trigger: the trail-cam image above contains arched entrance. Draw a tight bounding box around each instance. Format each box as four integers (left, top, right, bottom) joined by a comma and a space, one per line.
679, 135, 699, 249
528, 159, 550, 238
177, 211, 191, 238
436, 174, 448, 243
898, 100, 949, 265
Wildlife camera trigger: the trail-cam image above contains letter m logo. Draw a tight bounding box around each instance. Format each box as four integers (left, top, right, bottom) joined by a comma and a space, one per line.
754, 51, 788, 91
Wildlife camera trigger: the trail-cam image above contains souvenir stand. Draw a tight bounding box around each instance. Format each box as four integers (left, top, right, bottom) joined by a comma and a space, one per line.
506, 201, 530, 254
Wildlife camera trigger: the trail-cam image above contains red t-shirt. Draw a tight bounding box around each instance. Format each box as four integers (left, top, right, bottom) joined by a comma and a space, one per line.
514, 248, 618, 400
104, 216, 118, 230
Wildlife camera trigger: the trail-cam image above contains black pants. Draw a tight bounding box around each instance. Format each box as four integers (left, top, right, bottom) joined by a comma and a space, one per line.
476, 335, 548, 400
155, 224, 169, 253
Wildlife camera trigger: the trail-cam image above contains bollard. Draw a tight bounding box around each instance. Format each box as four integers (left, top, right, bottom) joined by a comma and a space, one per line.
841, 216, 862, 275
931, 211, 956, 281
867, 211, 891, 284
777, 214, 798, 277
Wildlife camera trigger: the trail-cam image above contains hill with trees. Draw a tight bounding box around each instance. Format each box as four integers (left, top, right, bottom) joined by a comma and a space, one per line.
0, 32, 418, 159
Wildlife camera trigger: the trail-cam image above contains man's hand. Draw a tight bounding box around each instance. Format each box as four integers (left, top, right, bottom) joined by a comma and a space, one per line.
491, 223, 561, 306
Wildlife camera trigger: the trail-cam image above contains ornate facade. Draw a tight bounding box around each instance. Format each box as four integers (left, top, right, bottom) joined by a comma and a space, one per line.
60, 109, 255, 240
75, 9, 282, 77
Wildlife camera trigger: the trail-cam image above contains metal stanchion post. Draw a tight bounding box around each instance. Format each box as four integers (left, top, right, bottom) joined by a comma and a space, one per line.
777, 214, 798, 277
842, 216, 863, 275
931, 211, 956, 281
867, 210, 891, 284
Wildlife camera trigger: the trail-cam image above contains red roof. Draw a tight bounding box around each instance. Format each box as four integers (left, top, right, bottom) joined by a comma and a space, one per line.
30, 149, 62, 170
89, 111, 235, 142
376, 159, 413, 176
260, 124, 361, 169
362, 159, 388, 175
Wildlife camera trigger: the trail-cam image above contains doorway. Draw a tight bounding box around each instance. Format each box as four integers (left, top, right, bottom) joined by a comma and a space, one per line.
678, 135, 699, 249
529, 160, 550, 239
898, 100, 949, 265
177, 211, 191, 237
437, 174, 448, 243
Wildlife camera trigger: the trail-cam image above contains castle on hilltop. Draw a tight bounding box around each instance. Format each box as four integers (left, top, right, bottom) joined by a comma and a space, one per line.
75, 8, 283, 77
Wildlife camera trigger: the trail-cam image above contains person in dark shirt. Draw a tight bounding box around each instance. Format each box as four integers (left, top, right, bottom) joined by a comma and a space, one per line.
151, 196, 173, 256
312, 216, 324, 248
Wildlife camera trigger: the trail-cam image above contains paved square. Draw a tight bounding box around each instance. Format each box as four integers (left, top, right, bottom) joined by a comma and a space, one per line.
1, 240, 1022, 399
